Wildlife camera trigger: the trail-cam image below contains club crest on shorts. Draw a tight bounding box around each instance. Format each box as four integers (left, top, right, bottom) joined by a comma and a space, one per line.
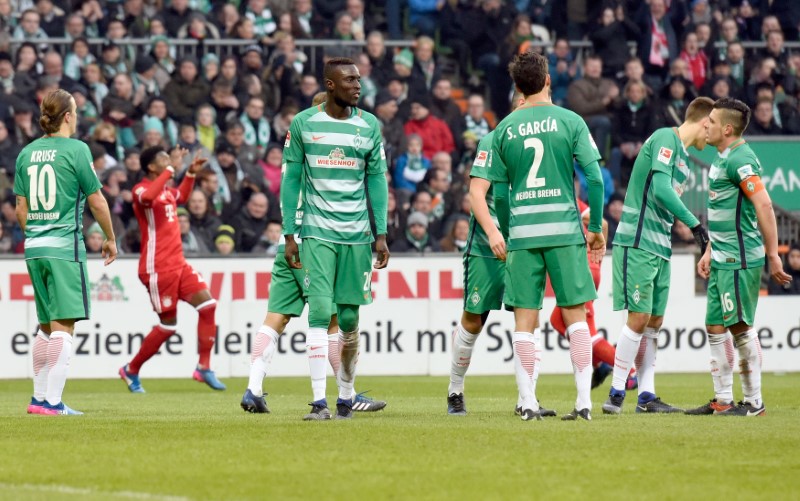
163, 296, 173, 308
633, 289, 641, 305
303, 272, 310, 289
470, 289, 481, 306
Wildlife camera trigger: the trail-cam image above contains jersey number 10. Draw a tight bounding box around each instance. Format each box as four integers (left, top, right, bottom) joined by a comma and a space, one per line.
524, 138, 545, 188
27, 164, 57, 211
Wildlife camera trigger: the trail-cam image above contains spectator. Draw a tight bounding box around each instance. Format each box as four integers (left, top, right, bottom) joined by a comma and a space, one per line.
90, 123, 122, 169
295, 73, 320, 110
713, 17, 741, 63
619, 57, 654, 98
214, 224, 236, 255
145, 97, 179, 147
354, 52, 377, 110
179, 207, 210, 255
120, 0, 149, 37
224, 120, 260, 171
457, 130, 479, 175
210, 81, 242, 131
0, 120, 21, 177
163, 57, 210, 123
439, 215, 469, 253
386, 75, 412, 123
63, 37, 95, 82
259, 143, 283, 196
177, 123, 212, 166
548, 38, 579, 106
131, 55, 160, 105
768, 244, 800, 295
403, 93, 454, 161
394, 134, 430, 199
208, 140, 259, 221
637, 0, 678, 91
656, 76, 693, 129
746, 97, 783, 135
100, 41, 129, 82
42, 50, 78, 93
590, 5, 639, 80
410, 35, 441, 96
140, 116, 166, 150
291, 0, 317, 38
463, 94, 491, 142
12, 98, 38, 145
196, 103, 219, 153
365, 31, 394, 87
392, 48, 414, 83
374, 91, 406, 169
217, 3, 241, 36
604, 192, 624, 249
390, 210, 440, 253
13, 9, 47, 40
422, 166, 453, 235
385, 188, 405, 247
150, 36, 175, 89
679, 31, 708, 92
164, 0, 194, 37
0, 197, 22, 252
726, 41, 746, 89
610, 79, 659, 187
99, 166, 130, 238
84, 222, 105, 254
187, 188, 222, 251
0, 220, 13, 253
567, 55, 618, 160
64, 13, 86, 40
80, 62, 108, 113
406, 0, 443, 38
245, 0, 278, 42
230, 191, 269, 252
430, 78, 464, 148
761, 30, 795, 95
106, 18, 136, 69
196, 168, 223, 216
252, 220, 282, 256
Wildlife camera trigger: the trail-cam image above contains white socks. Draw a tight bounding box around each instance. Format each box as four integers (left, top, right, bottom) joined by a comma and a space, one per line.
734, 329, 763, 407
708, 332, 734, 402
337, 329, 359, 401
45, 331, 72, 406
32, 329, 50, 401
566, 322, 592, 411
611, 325, 642, 392
328, 333, 340, 374
247, 326, 279, 394
512, 331, 538, 411
636, 327, 659, 396
306, 328, 328, 402
448, 323, 479, 395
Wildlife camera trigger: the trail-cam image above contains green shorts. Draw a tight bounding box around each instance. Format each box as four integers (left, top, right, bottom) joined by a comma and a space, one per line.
267, 243, 307, 317
301, 238, 373, 305
705, 267, 760, 328
463, 254, 505, 314
26, 258, 90, 324
612, 245, 671, 316
504, 244, 596, 309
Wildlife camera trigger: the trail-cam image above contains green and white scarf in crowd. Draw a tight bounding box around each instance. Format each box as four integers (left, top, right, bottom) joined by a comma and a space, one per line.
240, 112, 270, 150
246, 8, 276, 37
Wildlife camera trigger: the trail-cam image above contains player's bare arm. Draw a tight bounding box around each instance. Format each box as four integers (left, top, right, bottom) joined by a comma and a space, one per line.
87, 190, 117, 265
374, 234, 390, 269
470, 177, 506, 260
746, 184, 791, 285
284, 235, 301, 269
15, 195, 27, 232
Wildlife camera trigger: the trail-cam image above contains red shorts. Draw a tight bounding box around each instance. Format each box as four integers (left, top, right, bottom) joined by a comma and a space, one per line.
139, 263, 207, 314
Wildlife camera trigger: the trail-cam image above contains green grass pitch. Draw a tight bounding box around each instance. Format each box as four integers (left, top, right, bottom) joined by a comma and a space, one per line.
1, 373, 799, 500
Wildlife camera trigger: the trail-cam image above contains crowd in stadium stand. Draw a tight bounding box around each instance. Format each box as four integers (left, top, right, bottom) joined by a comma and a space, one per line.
0, 0, 798, 278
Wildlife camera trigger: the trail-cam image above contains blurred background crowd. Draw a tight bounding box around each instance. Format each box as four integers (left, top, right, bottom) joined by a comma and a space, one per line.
0, 0, 797, 293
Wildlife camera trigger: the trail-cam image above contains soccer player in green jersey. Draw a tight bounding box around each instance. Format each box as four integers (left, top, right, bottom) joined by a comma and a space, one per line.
488, 51, 606, 421
241, 91, 387, 417
281, 58, 389, 420
603, 97, 713, 415
14, 89, 117, 415
446, 93, 557, 418
685, 98, 791, 417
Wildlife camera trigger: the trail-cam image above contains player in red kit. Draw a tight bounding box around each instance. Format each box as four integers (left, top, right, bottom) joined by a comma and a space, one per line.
119, 146, 226, 392
549, 198, 637, 390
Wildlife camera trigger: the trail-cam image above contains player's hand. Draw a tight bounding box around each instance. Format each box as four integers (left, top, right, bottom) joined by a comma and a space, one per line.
102, 239, 118, 266
768, 254, 792, 286
374, 235, 390, 269
488, 229, 507, 261
586, 231, 606, 264
284, 237, 301, 269
697, 248, 711, 279
691, 224, 709, 255
188, 152, 208, 174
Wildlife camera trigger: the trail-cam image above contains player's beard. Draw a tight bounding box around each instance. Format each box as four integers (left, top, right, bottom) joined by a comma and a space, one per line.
334, 94, 355, 108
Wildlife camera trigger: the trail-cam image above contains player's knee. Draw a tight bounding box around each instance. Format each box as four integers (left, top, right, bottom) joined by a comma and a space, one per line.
307, 296, 333, 328
196, 299, 217, 320
461, 311, 485, 334
158, 313, 177, 326
626, 312, 650, 333
336, 304, 359, 333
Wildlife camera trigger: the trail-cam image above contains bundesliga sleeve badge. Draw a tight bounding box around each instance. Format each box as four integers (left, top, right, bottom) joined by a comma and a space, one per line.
284, 131, 291, 148
474, 151, 488, 167
657, 147, 673, 165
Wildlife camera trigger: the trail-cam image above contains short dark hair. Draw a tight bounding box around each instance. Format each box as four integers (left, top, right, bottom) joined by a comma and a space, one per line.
508, 51, 548, 97
713, 97, 751, 136
140, 146, 166, 174
323, 57, 356, 81
684, 97, 714, 123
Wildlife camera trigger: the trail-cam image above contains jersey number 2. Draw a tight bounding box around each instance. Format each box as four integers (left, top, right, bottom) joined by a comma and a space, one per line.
524, 138, 545, 188
27, 164, 57, 211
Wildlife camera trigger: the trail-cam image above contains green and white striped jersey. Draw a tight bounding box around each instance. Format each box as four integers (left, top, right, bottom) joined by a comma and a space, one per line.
283, 103, 386, 245
488, 103, 600, 251
708, 139, 765, 270
613, 127, 691, 260
13, 136, 102, 262
466, 130, 504, 258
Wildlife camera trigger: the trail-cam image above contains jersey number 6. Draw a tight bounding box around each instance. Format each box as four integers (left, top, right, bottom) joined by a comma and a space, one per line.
524, 137, 545, 188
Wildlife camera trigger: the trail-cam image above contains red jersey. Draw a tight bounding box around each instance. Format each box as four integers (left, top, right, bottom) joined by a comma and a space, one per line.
133, 172, 194, 275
